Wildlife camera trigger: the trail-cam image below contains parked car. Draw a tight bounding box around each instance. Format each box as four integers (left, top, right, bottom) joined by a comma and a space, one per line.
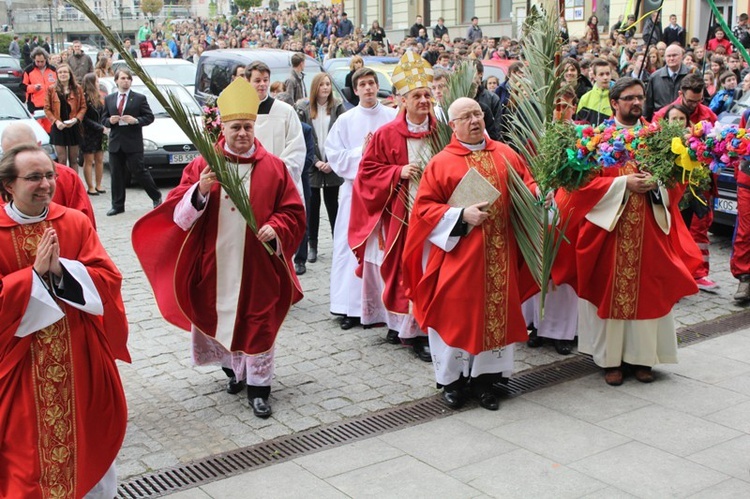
99, 77, 201, 179
0, 54, 24, 100
194, 48, 350, 107
112, 58, 197, 94
0, 84, 53, 156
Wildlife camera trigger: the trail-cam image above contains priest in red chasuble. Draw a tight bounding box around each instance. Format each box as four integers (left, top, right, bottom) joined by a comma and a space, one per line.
553, 77, 699, 386
349, 51, 436, 361
403, 98, 538, 411
132, 78, 306, 419
0, 144, 129, 498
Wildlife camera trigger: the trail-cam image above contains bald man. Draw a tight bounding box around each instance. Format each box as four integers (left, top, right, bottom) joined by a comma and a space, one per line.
1, 123, 96, 228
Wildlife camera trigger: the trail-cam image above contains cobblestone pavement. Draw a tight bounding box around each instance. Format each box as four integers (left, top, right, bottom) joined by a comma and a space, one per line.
89, 175, 748, 480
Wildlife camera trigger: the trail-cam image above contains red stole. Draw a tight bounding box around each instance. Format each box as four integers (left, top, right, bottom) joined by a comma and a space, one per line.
348, 113, 436, 314
0, 204, 128, 498
403, 137, 538, 355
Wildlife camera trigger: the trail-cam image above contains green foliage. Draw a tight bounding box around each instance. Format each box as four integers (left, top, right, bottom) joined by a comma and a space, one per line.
141, 0, 164, 16
533, 120, 582, 192
0, 34, 14, 55
636, 120, 695, 188
235, 0, 262, 10
298, 1, 309, 7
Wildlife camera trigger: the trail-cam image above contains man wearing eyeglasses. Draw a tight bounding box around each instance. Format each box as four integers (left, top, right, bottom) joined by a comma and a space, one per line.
555, 77, 699, 387
0, 143, 129, 497
644, 44, 689, 120
651, 73, 717, 125
1, 122, 95, 228
403, 97, 538, 410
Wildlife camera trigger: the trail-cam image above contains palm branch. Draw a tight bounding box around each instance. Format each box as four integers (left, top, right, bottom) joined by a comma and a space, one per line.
504, 5, 569, 316
67, 0, 272, 255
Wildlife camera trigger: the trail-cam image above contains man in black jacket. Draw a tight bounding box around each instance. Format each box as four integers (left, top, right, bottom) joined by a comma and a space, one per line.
433, 17, 448, 40
102, 68, 161, 216
409, 16, 426, 39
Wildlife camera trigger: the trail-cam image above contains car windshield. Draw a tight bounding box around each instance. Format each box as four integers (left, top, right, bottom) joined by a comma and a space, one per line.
132, 84, 201, 116
0, 88, 31, 119
142, 64, 197, 87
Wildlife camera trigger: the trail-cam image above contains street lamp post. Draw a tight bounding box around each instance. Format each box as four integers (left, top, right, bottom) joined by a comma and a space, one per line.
46, 0, 54, 53
119, 2, 125, 38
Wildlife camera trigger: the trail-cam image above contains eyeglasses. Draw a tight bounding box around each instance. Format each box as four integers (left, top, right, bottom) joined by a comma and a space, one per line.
453, 111, 484, 122
618, 95, 645, 102
17, 172, 58, 183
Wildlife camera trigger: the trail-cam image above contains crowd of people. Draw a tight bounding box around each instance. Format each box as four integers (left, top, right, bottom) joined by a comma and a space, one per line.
2, 4, 750, 496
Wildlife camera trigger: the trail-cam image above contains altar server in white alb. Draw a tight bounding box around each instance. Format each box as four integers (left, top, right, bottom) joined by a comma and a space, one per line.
325, 67, 397, 331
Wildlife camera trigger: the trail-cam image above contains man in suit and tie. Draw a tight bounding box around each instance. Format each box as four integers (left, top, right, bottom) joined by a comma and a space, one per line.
102, 68, 162, 216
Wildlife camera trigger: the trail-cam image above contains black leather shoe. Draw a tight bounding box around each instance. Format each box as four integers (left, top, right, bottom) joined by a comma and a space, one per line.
307, 246, 317, 263
476, 391, 500, 411
526, 329, 544, 348
340, 316, 361, 330
413, 338, 432, 362
249, 397, 272, 418
106, 208, 124, 216
153, 197, 163, 208
385, 329, 400, 344
554, 339, 574, 355
226, 377, 245, 394
441, 389, 464, 409
294, 262, 306, 275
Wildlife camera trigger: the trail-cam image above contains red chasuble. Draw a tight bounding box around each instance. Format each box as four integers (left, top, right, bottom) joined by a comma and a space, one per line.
403, 137, 538, 356
131, 139, 305, 355
553, 163, 699, 320
0, 204, 129, 498
53, 163, 96, 230
348, 112, 435, 315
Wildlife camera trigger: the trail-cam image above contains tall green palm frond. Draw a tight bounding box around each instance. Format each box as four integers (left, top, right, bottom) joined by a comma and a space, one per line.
504, 5, 569, 316
67, 0, 272, 254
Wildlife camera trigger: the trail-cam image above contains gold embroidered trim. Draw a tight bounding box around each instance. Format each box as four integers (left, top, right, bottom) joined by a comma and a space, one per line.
611, 166, 646, 319
467, 152, 510, 350
13, 223, 77, 498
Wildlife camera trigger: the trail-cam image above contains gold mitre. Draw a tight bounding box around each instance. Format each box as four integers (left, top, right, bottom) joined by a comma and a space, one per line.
391, 51, 434, 96
217, 78, 259, 121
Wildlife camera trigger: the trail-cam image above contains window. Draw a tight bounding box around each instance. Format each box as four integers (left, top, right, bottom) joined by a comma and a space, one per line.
463, 0, 475, 24
383, 0, 393, 30
498, 0, 511, 21
359, 0, 368, 30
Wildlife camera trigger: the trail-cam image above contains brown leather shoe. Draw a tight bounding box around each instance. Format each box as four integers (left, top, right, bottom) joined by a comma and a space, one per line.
633, 366, 654, 383
604, 367, 623, 386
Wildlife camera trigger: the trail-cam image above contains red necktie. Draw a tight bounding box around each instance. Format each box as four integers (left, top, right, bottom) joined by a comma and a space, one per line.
117, 94, 126, 115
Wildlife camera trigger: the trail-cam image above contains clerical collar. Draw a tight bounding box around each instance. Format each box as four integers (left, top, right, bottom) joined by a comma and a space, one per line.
224, 143, 256, 158
258, 94, 274, 115
5, 201, 48, 224
459, 139, 487, 151
358, 101, 381, 113
406, 116, 429, 133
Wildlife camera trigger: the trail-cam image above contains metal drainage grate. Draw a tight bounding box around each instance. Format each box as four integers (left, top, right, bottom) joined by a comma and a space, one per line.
118, 309, 750, 497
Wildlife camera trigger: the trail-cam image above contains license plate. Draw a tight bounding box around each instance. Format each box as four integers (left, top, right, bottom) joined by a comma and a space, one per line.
0, 74, 9, 78
714, 197, 738, 215
169, 152, 198, 164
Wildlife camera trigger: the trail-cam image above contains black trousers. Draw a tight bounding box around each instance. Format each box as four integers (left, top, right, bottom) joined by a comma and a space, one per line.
294, 171, 312, 264
309, 185, 339, 244
109, 149, 161, 210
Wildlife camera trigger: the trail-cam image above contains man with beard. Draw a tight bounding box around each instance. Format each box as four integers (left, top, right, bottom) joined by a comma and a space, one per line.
325, 68, 397, 331
132, 79, 306, 418
554, 77, 699, 386
67, 40, 94, 84
349, 52, 436, 361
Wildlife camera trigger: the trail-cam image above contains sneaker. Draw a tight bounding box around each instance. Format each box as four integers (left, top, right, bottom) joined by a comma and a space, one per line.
695, 277, 719, 293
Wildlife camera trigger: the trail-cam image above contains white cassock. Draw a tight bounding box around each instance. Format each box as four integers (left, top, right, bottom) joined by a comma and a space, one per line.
325, 102, 397, 318
522, 283, 578, 341
416, 202, 514, 385
577, 175, 678, 368
254, 97, 306, 201
4, 203, 117, 499
173, 145, 277, 387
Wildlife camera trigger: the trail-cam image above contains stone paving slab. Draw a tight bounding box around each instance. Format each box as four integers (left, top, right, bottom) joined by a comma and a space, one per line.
86, 174, 748, 480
